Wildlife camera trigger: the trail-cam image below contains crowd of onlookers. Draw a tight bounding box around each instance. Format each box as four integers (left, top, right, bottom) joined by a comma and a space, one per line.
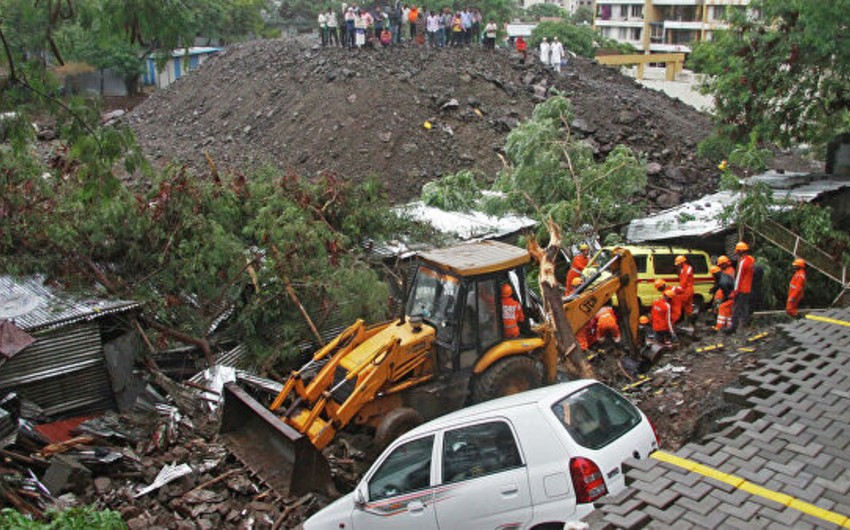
317, 3, 501, 50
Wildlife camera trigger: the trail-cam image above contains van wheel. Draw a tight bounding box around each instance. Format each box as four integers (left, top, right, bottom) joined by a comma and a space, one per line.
472, 356, 543, 404
374, 407, 423, 449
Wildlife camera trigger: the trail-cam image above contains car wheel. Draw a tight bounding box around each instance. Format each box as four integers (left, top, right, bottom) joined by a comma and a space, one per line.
472, 356, 543, 404
374, 407, 423, 450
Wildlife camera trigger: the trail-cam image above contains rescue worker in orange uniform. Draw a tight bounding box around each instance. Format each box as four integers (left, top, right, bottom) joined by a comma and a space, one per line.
670, 285, 684, 324
675, 255, 695, 324
565, 244, 590, 295
786, 258, 807, 318
595, 305, 621, 343
652, 289, 677, 343
717, 255, 735, 278
710, 265, 734, 331
501, 283, 525, 338
728, 242, 755, 333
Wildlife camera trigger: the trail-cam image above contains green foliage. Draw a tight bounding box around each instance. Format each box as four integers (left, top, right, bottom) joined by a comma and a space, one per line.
492, 95, 647, 241
696, 133, 735, 164
570, 7, 593, 26
727, 133, 772, 176
530, 21, 634, 57
689, 0, 850, 149
522, 4, 568, 21
421, 171, 483, 211
0, 506, 125, 529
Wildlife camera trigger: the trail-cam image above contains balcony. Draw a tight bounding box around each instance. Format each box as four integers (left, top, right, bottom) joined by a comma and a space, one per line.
652, 0, 699, 5
664, 20, 705, 30
595, 0, 645, 4
595, 18, 645, 28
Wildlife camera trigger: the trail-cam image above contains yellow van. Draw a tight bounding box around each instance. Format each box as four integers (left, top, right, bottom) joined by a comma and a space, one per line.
584, 245, 714, 311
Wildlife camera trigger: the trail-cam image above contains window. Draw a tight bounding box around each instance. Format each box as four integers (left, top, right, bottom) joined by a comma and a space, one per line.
368, 436, 434, 501
478, 280, 500, 350
686, 254, 709, 274
551, 383, 641, 450
653, 254, 678, 275
407, 266, 461, 343
633, 254, 648, 273
442, 421, 523, 484
630, 5, 643, 19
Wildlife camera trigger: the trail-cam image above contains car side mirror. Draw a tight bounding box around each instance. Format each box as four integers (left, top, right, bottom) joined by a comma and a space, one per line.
353, 484, 367, 509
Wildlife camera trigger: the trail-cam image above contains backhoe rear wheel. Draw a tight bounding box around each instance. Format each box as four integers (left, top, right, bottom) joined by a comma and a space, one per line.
374, 407, 424, 450
472, 356, 543, 404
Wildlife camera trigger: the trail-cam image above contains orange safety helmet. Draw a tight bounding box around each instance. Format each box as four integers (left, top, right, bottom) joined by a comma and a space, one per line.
735, 241, 750, 253
654, 278, 667, 290
571, 277, 583, 287
717, 255, 731, 267
709, 265, 721, 275
639, 315, 650, 325
673, 286, 683, 294
793, 258, 806, 268
674, 255, 687, 266
501, 284, 513, 297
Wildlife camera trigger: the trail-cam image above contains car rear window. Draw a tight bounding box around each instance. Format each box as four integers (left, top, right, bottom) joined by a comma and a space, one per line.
551, 383, 642, 450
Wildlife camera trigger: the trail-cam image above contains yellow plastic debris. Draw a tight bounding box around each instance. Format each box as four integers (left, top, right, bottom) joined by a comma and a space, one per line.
423, 121, 432, 130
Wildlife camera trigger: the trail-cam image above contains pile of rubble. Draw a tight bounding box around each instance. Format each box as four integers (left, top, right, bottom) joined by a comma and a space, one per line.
0, 380, 342, 529
127, 38, 720, 209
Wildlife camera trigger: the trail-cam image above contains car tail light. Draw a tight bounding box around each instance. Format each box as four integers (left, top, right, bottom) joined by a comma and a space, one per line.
649, 418, 660, 446
569, 457, 608, 503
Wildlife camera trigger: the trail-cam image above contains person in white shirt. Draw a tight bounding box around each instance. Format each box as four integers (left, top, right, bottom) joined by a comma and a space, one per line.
550, 37, 564, 72
318, 11, 328, 46
539, 37, 550, 64
326, 9, 339, 46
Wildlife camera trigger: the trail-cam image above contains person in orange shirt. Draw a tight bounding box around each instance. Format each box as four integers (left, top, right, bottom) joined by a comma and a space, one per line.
670, 285, 684, 324
565, 244, 590, 295
515, 36, 528, 64
595, 305, 621, 344
651, 289, 677, 343
728, 242, 755, 333
501, 283, 525, 338
786, 258, 807, 318
709, 265, 734, 331
675, 255, 695, 324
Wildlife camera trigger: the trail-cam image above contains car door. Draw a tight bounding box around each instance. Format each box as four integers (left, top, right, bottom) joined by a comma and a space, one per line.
433, 420, 533, 530
352, 434, 439, 530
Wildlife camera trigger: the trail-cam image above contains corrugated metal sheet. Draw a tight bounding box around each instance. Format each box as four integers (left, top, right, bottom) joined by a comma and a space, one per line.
627, 171, 850, 243
0, 323, 114, 416
0, 275, 141, 332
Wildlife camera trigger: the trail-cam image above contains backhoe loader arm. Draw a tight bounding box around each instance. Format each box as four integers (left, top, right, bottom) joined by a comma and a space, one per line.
563, 248, 639, 355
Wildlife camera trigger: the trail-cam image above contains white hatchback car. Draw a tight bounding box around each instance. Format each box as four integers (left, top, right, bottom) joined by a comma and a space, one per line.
303, 379, 659, 530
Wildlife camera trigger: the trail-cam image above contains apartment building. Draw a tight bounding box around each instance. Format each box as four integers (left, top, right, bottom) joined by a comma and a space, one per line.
593, 0, 749, 54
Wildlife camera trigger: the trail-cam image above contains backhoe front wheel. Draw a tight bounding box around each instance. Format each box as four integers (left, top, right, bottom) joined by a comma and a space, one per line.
472, 356, 543, 404
374, 407, 424, 450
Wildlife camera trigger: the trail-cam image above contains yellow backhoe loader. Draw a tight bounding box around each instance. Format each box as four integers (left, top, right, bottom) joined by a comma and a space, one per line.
220, 241, 639, 495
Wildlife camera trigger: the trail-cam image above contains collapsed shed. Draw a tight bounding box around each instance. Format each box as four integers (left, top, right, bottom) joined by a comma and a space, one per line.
0, 276, 141, 418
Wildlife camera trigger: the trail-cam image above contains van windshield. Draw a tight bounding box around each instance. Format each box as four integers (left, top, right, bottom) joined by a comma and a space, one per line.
551, 383, 641, 450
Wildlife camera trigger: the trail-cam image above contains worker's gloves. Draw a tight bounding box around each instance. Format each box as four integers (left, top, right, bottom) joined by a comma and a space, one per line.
729, 291, 737, 300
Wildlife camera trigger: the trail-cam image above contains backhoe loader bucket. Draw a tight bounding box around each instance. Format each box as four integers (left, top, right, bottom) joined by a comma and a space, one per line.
220, 383, 333, 496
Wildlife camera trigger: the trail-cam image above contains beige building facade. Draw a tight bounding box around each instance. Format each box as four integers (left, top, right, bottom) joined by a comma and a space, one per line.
593, 0, 749, 53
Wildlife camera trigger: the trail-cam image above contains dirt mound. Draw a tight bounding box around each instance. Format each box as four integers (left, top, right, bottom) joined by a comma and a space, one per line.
128, 39, 716, 206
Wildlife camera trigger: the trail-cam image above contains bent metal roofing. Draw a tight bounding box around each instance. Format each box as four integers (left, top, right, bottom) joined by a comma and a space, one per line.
626, 171, 850, 243
0, 275, 140, 332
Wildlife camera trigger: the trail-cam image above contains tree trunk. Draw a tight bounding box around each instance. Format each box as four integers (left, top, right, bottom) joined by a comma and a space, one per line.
527, 218, 594, 380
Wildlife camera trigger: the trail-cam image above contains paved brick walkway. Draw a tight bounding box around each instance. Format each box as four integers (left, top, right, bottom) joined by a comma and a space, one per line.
585, 308, 850, 529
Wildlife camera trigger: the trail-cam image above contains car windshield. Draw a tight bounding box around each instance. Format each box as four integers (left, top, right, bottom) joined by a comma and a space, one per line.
551, 383, 641, 450
406, 266, 461, 330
